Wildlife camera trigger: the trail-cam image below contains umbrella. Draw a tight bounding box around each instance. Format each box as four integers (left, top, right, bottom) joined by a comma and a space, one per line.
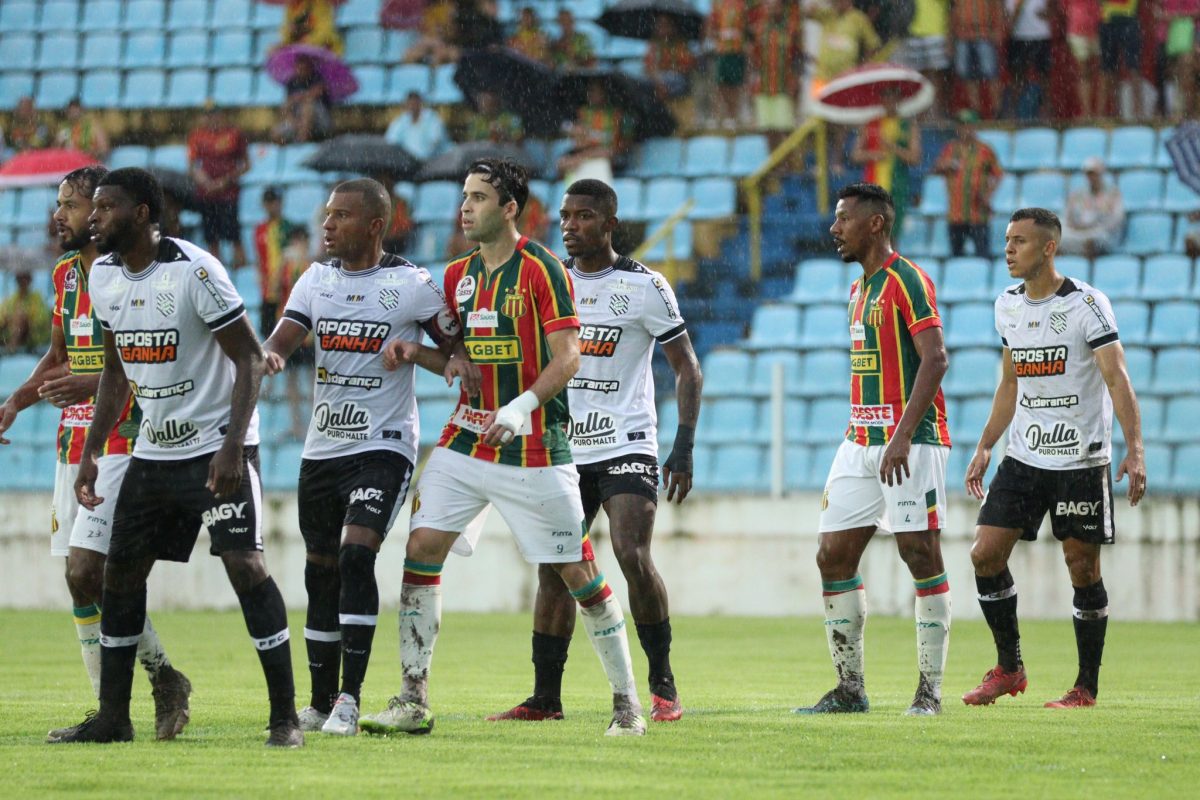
147, 167, 202, 212
596, 0, 704, 41
1166, 122, 1200, 195
554, 69, 677, 141
265, 43, 359, 104
812, 64, 935, 125
454, 47, 561, 138
380, 0, 425, 29
415, 142, 540, 182
302, 134, 420, 179
0, 148, 99, 188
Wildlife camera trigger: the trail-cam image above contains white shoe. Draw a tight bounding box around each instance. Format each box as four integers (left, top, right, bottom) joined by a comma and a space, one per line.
605, 694, 646, 736
321, 693, 359, 735
296, 706, 329, 732
359, 696, 435, 736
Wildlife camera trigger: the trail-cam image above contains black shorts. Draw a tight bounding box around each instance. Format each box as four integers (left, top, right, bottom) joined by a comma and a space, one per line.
298, 450, 414, 554
577, 454, 659, 527
977, 456, 1115, 544
1006, 39, 1051, 75
1100, 16, 1140, 72
200, 199, 241, 243
108, 447, 263, 563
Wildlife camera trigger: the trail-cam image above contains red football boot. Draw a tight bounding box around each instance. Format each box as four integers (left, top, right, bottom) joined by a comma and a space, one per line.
962, 665, 1029, 705
1044, 686, 1096, 709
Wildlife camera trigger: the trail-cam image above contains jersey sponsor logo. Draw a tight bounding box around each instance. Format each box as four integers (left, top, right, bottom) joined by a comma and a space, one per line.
627, 431, 646, 441
569, 411, 617, 447
1024, 422, 1081, 457
1083, 295, 1112, 331
193, 267, 229, 311
1055, 500, 1101, 516
315, 367, 383, 390
314, 401, 371, 441
69, 316, 93, 337
60, 403, 95, 428
349, 487, 384, 504
1050, 311, 1068, 334
140, 418, 200, 448
63, 268, 78, 291
450, 403, 532, 435
579, 324, 622, 357
465, 336, 522, 363
578, 296, 598, 306
605, 460, 658, 477
501, 287, 526, 319
1011, 346, 1068, 377
609, 294, 630, 315
379, 288, 401, 310
115, 329, 179, 363
568, 377, 620, 393
849, 322, 866, 342
1020, 393, 1078, 409
67, 349, 105, 371
850, 404, 895, 427
455, 275, 476, 303
155, 292, 176, 317
1026, 320, 1040, 329
467, 309, 499, 328
651, 276, 679, 320
202, 501, 247, 529
434, 307, 461, 339
130, 298, 145, 309
316, 318, 391, 353
850, 350, 879, 374
346, 294, 366, 303
129, 379, 195, 400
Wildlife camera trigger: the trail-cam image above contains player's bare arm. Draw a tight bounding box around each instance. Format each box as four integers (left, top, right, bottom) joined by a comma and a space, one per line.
0, 326, 70, 444
1095, 342, 1146, 505
661, 332, 702, 504
484, 327, 580, 447
879, 325, 948, 487
262, 316, 308, 375
209, 315, 265, 499
965, 349, 1018, 500
74, 329, 130, 509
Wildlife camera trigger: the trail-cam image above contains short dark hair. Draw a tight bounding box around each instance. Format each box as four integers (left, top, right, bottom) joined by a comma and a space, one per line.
1010, 207, 1062, 241
97, 167, 163, 224
61, 165, 109, 201
468, 158, 529, 215
262, 185, 281, 202
837, 182, 895, 234
333, 177, 392, 222
564, 178, 618, 217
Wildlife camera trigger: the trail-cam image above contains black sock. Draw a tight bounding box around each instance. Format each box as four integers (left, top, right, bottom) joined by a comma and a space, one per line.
98, 587, 147, 721
304, 559, 340, 713
530, 631, 570, 707
338, 544, 378, 703
238, 576, 296, 725
636, 618, 676, 699
1072, 579, 1109, 697
976, 570, 1022, 672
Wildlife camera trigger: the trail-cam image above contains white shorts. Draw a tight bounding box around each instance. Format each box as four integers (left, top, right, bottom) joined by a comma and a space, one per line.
411, 447, 587, 564
50, 454, 132, 557
818, 440, 949, 534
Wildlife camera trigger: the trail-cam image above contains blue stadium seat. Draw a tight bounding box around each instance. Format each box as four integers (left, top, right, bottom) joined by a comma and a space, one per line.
352, 65, 387, 104
943, 347, 998, 398
1122, 345, 1152, 389
123, 31, 166, 69
168, 1, 208, 31
278, 143, 321, 184
0, 191, 18, 222
799, 303, 847, 349
81, 70, 121, 108
989, 174, 1018, 215
1010, 127, 1059, 171
782, 442, 815, 490
1141, 443, 1173, 490
389, 64, 431, 99
409, 222, 452, 263
1110, 300, 1149, 346
689, 177, 736, 219
151, 144, 189, 171
690, 444, 716, 489
1049, 255, 1089, 284
238, 190, 266, 227
700, 399, 759, 445
261, 442, 304, 491
107, 145, 150, 170
708, 444, 766, 491
14, 187, 53, 225
656, 396, 677, 453
1162, 172, 1198, 213
642, 178, 689, 220
1124, 212, 1174, 256
243, 142, 282, 185
344, 26, 385, 64
36, 70, 77, 109
80, 0, 121, 31
283, 183, 328, 225
212, 67, 255, 107
801, 398, 848, 445
418, 401, 454, 447
1106, 126, 1157, 170
164, 68, 209, 108
253, 71, 285, 106
80, 30, 122, 70
167, 30, 209, 68
940, 257, 994, 303
413, 181, 460, 223
749, 350, 804, 397
610, 177, 644, 220
918, 176, 947, 216
730, 135, 769, 177
955, 396, 993, 443
428, 64, 462, 105
602, 34, 648, 60
701, 348, 753, 397
1117, 169, 1164, 213
640, 221, 691, 262
250, 0, 285, 30
0, 72, 32, 109
682, 136, 731, 178
341, 0, 381, 26
1160, 397, 1200, 445
213, 0, 252, 27
211, 30, 252, 67
1016, 171, 1065, 210
1129, 395, 1164, 445
0, 2, 36, 32
385, 28, 418, 58
788, 259, 847, 305
1141, 255, 1192, 302
1148, 301, 1199, 345
1170, 444, 1200, 491
796, 349, 848, 397
898, 214, 929, 255
944, 302, 996, 348
0, 353, 39, 395
1154, 126, 1175, 169
1058, 127, 1108, 171
1, 33, 36, 68
632, 138, 683, 179
975, 129, 1012, 168
37, 32, 79, 70
745, 304, 801, 350
37, 0, 77, 33
122, 0, 165, 31
1090, 255, 1141, 300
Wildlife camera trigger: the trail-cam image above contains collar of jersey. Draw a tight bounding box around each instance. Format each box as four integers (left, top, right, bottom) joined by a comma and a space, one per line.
119, 259, 162, 282
570, 264, 615, 280
333, 253, 407, 278
1021, 277, 1076, 306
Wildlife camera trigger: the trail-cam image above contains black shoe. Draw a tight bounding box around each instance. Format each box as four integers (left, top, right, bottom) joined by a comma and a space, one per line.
151, 666, 192, 740
47, 710, 134, 744
265, 717, 305, 748
792, 685, 870, 715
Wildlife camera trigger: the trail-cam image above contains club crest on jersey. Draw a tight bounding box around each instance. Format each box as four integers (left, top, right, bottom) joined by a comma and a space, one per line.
609, 294, 630, 315
455, 275, 476, 303
501, 287, 526, 319
63, 268, 78, 291
1050, 312, 1068, 334
866, 298, 885, 328
379, 288, 401, 310
155, 292, 175, 317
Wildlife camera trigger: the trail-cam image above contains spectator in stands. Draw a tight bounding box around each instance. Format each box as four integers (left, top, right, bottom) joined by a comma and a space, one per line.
1066, 0, 1102, 119
273, 54, 333, 143
903, 0, 951, 119
1156, 1, 1200, 119
1099, 0, 1144, 119
0, 271, 51, 355
255, 187, 299, 341
953, 0, 1006, 119
463, 90, 523, 144
707, 1, 750, 130
644, 13, 698, 101
807, 0, 881, 175
507, 6, 550, 65
751, 0, 803, 148
188, 104, 250, 268
557, 80, 632, 185
933, 109, 1003, 257
278, 225, 315, 440
854, 0, 914, 49
403, 0, 458, 64
851, 86, 921, 246
280, 0, 344, 55
1005, 0, 1054, 119
452, 0, 504, 52
1184, 210, 1200, 258
382, 184, 416, 254
6, 97, 49, 154
518, 191, 549, 243
385, 91, 449, 160
1059, 157, 1126, 258
550, 8, 596, 70
54, 98, 110, 161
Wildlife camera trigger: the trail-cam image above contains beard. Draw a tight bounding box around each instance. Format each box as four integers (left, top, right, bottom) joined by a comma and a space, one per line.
59, 228, 92, 252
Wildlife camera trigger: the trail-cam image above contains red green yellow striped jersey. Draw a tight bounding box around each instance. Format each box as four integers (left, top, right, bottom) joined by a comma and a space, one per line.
438, 237, 579, 467
51, 252, 138, 464
845, 252, 951, 447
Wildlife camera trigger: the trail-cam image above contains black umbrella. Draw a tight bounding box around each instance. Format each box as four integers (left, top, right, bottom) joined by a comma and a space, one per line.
554, 69, 677, 141
301, 134, 421, 179
596, 0, 704, 41
454, 47, 562, 138
415, 141, 541, 182
147, 168, 202, 212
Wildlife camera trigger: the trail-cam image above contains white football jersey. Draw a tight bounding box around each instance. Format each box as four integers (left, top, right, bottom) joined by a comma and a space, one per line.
995, 277, 1119, 470
282, 254, 457, 463
566, 256, 686, 464
91, 237, 260, 460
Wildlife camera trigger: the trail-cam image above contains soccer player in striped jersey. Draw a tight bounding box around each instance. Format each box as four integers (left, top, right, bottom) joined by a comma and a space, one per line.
360, 159, 646, 736
0, 166, 191, 741
963, 208, 1145, 709
795, 183, 952, 716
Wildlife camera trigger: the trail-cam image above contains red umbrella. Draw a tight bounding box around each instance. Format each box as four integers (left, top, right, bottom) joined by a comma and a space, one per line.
0, 148, 99, 188
813, 64, 934, 125
265, 43, 359, 103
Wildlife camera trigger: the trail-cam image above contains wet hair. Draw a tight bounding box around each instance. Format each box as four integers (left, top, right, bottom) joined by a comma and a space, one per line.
96, 167, 163, 224
61, 165, 109, 201
333, 177, 392, 222
837, 182, 895, 234
1010, 207, 1062, 241
564, 179, 618, 217
467, 158, 529, 215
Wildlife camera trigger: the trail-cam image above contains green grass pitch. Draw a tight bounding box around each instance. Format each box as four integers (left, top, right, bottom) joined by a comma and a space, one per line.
2, 610, 1196, 798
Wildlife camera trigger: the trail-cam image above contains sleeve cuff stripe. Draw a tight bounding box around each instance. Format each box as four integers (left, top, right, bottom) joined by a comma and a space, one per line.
206, 305, 246, 331
283, 309, 312, 330
1089, 332, 1120, 349
655, 323, 688, 344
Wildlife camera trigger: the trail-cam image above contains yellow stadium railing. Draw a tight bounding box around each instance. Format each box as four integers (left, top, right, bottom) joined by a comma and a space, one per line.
630, 198, 695, 273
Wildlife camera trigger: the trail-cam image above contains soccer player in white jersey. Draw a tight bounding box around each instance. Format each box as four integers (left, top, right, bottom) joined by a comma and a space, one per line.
963, 208, 1146, 709
486, 179, 702, 724
263, 178, 470, 736
0, 166, 191, 742
48, 168, 303, 747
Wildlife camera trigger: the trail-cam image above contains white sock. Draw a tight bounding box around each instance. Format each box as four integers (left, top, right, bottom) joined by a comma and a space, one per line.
73, 605, 102, 698
136, 615, 172, 680
822, 580, 867, 694
579, 593, 639, 708
399, 581, 441, 706
915, 576, 951, 699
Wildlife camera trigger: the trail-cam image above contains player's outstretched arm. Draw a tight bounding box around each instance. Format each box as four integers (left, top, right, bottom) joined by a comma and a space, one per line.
965, 348, 1018, 499
74, 330, 130, 509
209, 315, 266, 499
880, 326, 949, 487
0, 326, 70, 444
484, 328, 580, 447
661, 332, 703, 504
262, 316, 307, 375
1095, 342, 1146, 506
